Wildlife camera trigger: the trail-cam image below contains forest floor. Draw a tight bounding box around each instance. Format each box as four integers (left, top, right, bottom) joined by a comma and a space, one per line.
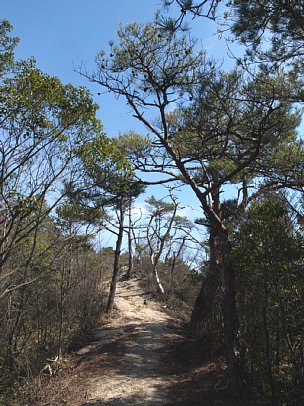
36, 277, 268, 406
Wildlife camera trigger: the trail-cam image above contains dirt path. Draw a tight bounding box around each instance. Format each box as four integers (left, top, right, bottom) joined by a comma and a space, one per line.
40, 278, 185, 405
77, 278, 184, 405
38, 278, 266, 406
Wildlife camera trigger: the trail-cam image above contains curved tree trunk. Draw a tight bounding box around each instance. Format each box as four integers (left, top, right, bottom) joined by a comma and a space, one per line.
151, 252, 165, 294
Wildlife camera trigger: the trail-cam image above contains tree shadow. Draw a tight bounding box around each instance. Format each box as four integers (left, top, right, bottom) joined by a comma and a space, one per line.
163, 337, 271, 406
75, 320, 181, 379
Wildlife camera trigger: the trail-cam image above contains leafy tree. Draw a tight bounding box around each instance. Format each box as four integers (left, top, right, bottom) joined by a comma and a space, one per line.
62, 133, 144, 313
161, 0, 304, 60
0, 19, 19, 74
104, 180, 144, 313
159, 0, 220, 31
0, 23, 102, 296
233, 195, 304, 404
0, 21, 110, 400
228, 0, 304, 67
0, 208, 103, 401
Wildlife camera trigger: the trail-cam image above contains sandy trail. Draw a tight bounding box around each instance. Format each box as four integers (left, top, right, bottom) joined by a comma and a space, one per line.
79, 278, 183, 405
43, 278, 184, 406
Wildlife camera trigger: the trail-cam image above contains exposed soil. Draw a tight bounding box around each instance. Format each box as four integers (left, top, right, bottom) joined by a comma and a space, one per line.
36, 277, 268, 406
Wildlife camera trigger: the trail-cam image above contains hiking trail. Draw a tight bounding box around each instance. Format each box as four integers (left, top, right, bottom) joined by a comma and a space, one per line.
38, 278, 264, 406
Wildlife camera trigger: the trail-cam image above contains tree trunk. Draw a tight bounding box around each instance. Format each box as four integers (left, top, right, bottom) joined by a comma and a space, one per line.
151, 253, 165, 294
191, 226, 244, 395
106, 204, 124, 313
125, 200, 133, 280
190, 226, 222, 334
222, 234, 244, 396
169, 235, 186, 283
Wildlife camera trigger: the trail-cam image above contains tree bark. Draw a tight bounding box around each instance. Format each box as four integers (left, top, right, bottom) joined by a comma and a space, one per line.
190, 225, 222, 334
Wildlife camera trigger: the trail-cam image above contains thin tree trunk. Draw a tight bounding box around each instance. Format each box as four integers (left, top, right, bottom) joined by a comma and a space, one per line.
106, 204, 124, 313
146, 194, 178, 295
151, 253, 165, 294
126, 199, 133, 280
169, 235, 186, 282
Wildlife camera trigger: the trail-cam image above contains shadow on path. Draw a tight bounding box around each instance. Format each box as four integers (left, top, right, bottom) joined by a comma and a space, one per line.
38, 279, 270, 405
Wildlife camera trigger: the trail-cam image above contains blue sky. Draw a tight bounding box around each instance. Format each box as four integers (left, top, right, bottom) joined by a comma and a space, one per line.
2, 0, 234, 137
2, 1, 239, 248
